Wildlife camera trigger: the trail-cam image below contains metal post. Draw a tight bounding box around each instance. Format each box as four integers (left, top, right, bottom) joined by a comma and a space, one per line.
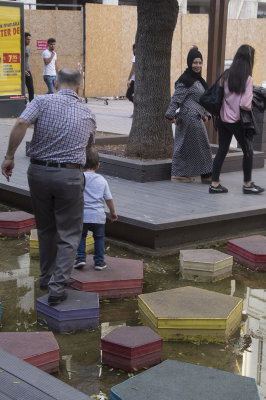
206, 0, 229, 143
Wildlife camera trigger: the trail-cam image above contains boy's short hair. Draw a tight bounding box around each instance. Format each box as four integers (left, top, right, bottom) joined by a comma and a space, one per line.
85, 148, 99, 170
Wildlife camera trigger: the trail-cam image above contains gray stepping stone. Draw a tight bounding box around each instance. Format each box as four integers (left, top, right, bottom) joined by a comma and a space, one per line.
110, 359, 260, 400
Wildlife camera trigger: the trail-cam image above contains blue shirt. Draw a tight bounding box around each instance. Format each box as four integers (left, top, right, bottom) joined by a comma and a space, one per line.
20, 89, 96, 165
83, 172, 112, 224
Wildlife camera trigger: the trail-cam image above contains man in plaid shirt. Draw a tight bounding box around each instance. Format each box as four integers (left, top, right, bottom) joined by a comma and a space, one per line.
1, 68, 96, 306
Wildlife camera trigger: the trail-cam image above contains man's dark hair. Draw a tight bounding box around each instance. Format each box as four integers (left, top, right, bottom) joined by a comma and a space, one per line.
25, 32, 31, 39
85, 149, 99, 170
48, 38, 56, 44
57, 69, 81, 86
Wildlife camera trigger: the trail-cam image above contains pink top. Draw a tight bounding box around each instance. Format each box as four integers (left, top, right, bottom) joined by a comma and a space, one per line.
220, 75, 253, 123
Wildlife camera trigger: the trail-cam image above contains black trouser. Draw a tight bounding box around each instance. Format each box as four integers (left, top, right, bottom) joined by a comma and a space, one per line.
212, 119, 253, 182
25, 71, 34, 102
126, 80, 134, 102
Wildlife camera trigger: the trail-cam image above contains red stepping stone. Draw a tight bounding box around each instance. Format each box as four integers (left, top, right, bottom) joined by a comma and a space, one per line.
101, 326, 162, 372
0, 211, 35, 237
227, 235, 266, 272
70, 255, 143, 298
0, 331, 59, 373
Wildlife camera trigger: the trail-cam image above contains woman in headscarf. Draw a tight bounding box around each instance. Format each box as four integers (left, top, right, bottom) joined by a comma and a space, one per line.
165, 48, 212, 183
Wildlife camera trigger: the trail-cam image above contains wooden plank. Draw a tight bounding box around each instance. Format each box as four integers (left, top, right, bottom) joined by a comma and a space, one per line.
0, 349, 92, 400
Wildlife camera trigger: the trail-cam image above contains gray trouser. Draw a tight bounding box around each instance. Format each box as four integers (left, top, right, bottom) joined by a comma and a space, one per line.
27, 164, 84, 296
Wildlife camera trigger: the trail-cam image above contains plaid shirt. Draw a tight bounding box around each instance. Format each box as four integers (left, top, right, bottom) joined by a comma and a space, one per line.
21, 89, 96, 165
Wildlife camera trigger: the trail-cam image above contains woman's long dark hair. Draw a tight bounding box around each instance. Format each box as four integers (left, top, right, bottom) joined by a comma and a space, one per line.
225, 44, 255, 94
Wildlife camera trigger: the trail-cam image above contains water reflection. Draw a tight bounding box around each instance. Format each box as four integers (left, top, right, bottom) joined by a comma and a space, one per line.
242, 288, 266, 398
0, 251, 34, 313
0, 235, 266, 399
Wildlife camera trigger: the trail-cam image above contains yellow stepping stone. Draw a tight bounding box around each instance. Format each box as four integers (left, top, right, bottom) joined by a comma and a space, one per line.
29, 229, 94, 258
180, 249, 233, 282
138, 286, 242, 343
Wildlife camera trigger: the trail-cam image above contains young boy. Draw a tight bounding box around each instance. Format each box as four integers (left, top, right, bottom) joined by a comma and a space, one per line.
74, 149, 117, 270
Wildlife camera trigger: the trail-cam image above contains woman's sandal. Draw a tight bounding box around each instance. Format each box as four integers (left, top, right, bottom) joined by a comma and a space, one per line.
171, 176, 196, 183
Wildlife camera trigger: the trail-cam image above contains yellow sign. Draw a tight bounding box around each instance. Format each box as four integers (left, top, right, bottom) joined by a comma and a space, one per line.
0, 5, 22, 96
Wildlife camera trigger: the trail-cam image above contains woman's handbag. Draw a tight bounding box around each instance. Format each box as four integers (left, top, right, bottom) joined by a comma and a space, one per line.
199, 74, 224, 116
240, 109, 259, 138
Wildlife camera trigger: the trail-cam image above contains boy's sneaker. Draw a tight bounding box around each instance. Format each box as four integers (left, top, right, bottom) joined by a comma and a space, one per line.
209, 184, 228, 194
94, 261, 107, 271
74, 258, 86, 269
243, 182, 265, 194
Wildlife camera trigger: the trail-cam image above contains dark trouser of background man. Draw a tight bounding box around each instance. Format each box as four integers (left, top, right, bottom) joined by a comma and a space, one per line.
126, 80, 134, 103
25, 71, 34, 102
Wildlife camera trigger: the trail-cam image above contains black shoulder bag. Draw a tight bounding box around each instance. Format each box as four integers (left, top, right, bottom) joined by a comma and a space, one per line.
199, 74, 224, 116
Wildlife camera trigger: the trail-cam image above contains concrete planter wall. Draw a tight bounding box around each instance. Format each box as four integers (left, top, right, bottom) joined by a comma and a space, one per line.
26, 134, 265, 183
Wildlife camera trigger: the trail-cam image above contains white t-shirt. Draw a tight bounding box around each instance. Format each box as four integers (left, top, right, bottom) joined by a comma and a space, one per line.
42, 49, 57, 76
131, 55, 135, 81
83, 172, 112, 224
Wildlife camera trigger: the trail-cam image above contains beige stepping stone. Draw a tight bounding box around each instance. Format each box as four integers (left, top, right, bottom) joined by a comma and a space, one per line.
138, 286, 243, 342
180, 249, 233, 282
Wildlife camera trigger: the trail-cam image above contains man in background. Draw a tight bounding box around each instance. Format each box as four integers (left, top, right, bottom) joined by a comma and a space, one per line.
42, 38, 58, 94
126, 43, 136, 105
1, 69, 96, 306
25, 32, 34, 102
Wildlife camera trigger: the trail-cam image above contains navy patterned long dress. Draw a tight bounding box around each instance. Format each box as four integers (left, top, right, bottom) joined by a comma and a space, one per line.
165, 81, 212, 177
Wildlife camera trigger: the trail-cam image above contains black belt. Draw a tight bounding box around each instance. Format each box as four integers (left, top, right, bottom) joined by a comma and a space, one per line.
30, 159, 81, 169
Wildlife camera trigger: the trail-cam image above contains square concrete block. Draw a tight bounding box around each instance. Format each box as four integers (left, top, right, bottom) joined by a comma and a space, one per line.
37, 289, 99, 334
0, 332, 59, 374
110, 360, 260, 400
30, 229, 94, 258
180, 249, 233, 282
0, 211, 35, 237
70, 255, 143, 298
101, 326, 162, 372
228, 235, 266, 272
138, 286, 243, 342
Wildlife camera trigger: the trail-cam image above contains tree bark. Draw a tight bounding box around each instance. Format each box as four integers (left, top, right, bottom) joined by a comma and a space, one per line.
125, 0, 178, 159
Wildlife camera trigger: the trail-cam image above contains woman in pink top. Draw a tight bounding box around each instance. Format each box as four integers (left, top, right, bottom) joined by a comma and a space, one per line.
210, 44, 264, 194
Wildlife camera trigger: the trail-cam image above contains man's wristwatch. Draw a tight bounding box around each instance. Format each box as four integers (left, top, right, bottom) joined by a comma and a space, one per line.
4, 155, 14, 160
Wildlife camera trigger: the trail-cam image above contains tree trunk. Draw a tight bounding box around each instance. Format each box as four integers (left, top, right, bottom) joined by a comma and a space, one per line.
125, 0, 178, 159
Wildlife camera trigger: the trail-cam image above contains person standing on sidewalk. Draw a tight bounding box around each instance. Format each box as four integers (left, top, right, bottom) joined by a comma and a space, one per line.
209, 44, 264, 194
74, 148, 118, 271
126, 44, 136, 106
42, 38, 58, 94
25, 32, 34, 102
1, 68, 96, 306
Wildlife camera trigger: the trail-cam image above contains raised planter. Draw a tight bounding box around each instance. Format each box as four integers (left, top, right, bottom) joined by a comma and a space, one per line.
25, 134, 264, 183
25, 133, 128, 154
99, 145, 264, 183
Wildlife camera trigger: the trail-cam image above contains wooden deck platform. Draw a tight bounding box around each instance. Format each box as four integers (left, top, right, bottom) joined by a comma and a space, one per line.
0, 132, 266, 254
0, 349, 92, 400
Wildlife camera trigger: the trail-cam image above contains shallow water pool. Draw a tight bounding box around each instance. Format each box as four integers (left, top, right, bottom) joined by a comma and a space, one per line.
0, 203, 265, 399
